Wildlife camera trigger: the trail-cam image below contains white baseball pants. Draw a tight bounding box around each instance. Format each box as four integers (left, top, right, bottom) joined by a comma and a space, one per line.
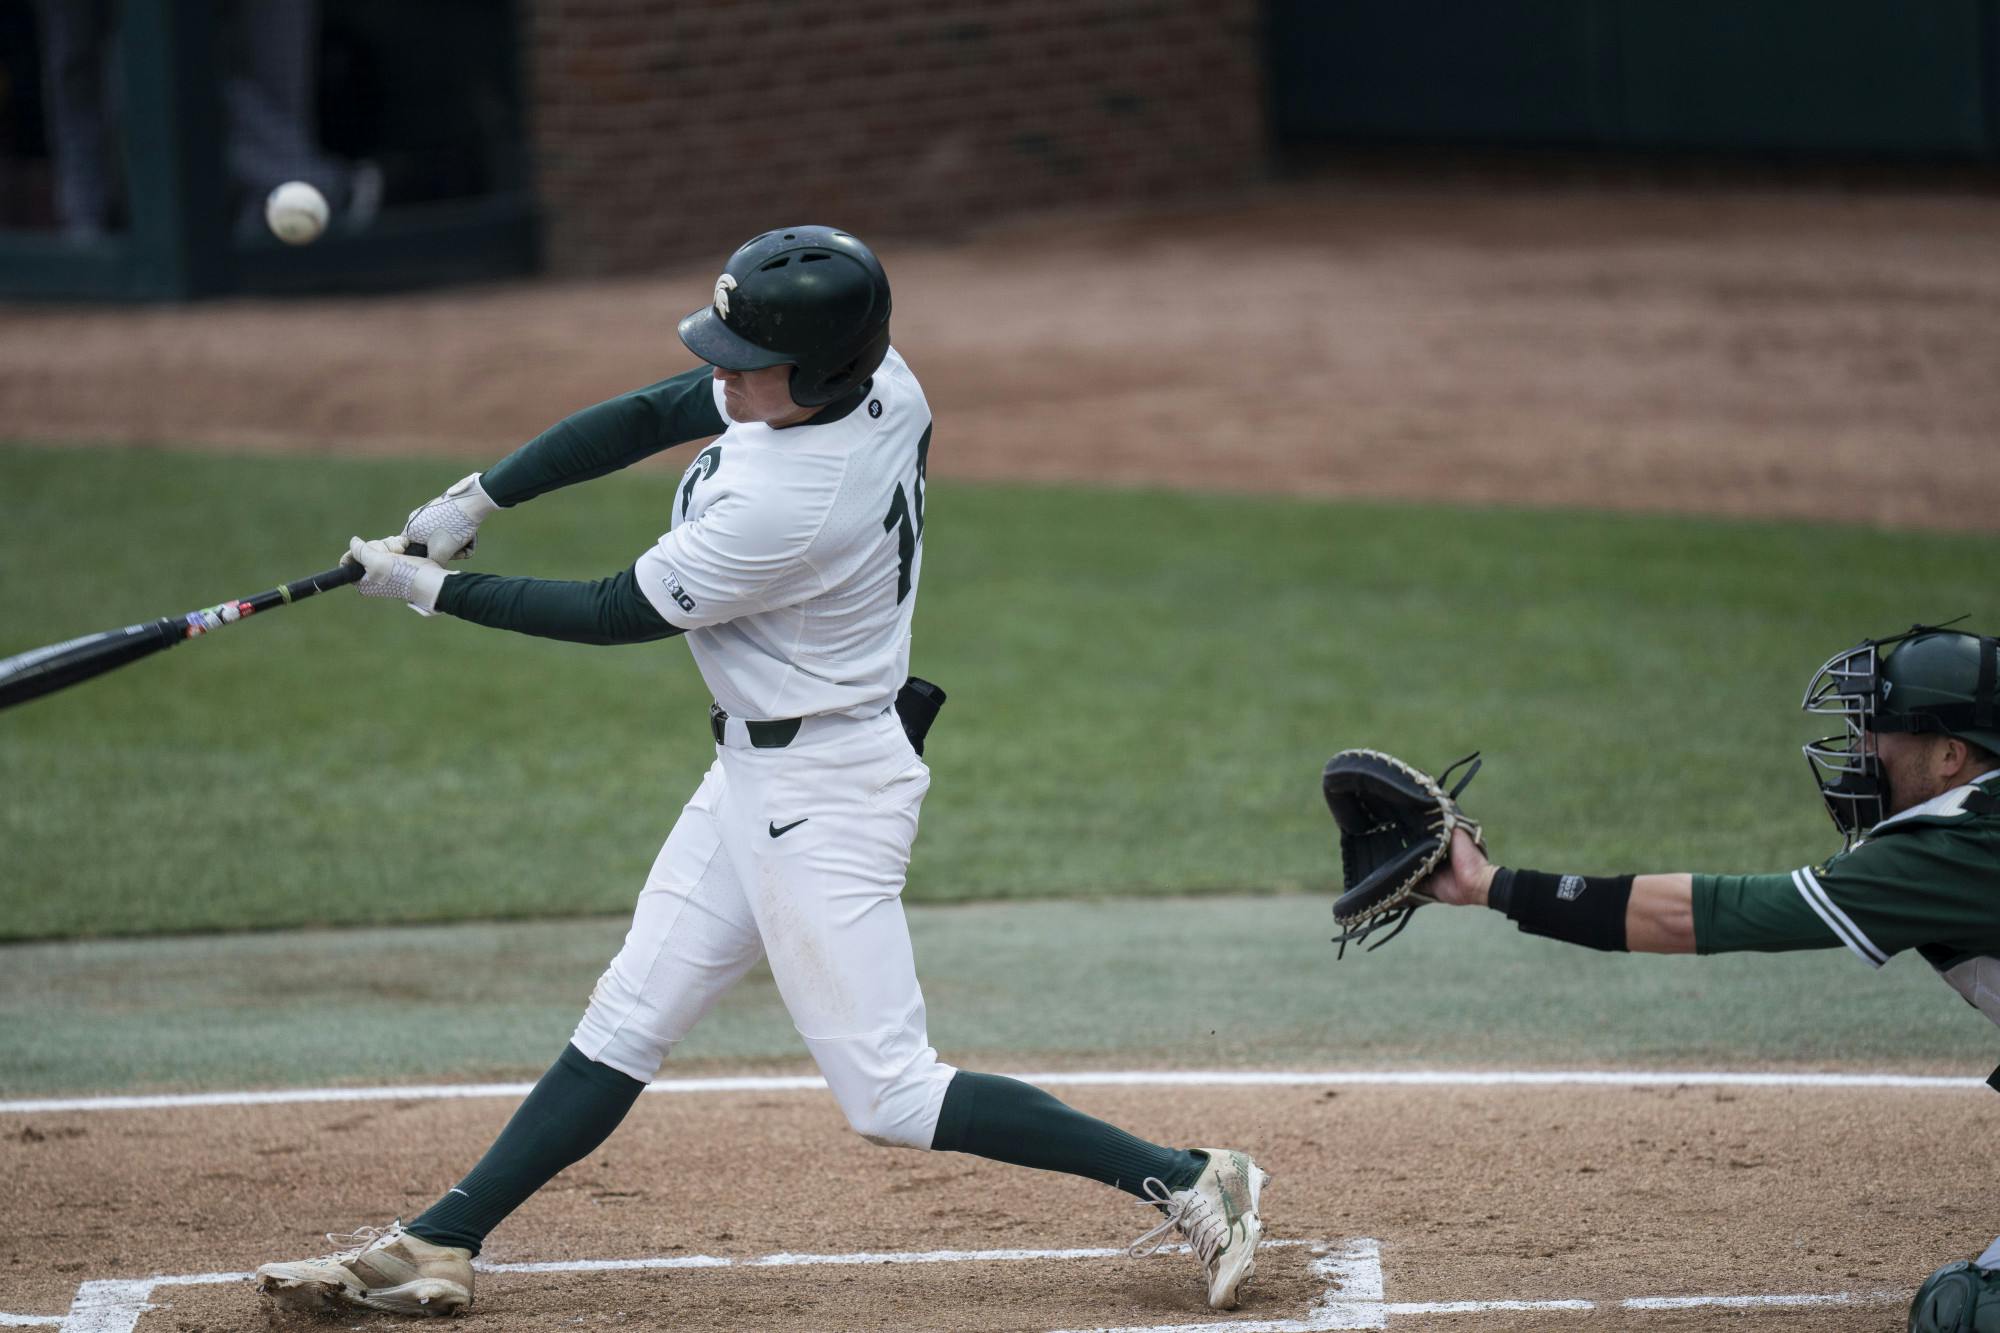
571, 708, 957, 1148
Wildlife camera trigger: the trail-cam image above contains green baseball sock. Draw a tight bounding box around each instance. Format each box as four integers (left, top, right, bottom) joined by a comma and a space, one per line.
407, 1044, 646, 1256
928, 1070, 1205, 1199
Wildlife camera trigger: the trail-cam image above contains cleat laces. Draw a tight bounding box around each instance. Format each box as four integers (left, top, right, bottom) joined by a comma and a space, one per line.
1127, 1178, 1228, 1275
321, 1223, 397, 1260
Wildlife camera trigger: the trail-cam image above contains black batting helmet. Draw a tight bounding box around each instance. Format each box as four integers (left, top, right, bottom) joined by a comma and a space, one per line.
677, 226, 892, 408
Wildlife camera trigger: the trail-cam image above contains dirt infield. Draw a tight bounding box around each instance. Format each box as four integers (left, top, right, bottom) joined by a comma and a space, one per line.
4, 179, 1999, 529
1, 1080, 1989, 1330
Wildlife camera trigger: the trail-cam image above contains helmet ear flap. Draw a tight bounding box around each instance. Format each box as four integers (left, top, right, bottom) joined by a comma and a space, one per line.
787, 318, 892, 407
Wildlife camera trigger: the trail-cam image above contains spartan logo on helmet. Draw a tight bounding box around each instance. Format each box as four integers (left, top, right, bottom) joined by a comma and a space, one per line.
713, 273, 736, 319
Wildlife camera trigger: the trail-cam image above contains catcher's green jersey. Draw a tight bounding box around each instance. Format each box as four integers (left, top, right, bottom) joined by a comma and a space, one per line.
1692, 770, 2000, 1035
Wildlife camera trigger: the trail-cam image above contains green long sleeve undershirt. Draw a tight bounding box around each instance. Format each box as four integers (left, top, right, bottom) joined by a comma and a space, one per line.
436, 567, 682, 645
478, 365, 724, 507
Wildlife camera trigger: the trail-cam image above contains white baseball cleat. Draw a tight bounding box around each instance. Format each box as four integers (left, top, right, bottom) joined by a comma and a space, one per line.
255, 1220, 473, 1317
1128, 1147, 1270, 1309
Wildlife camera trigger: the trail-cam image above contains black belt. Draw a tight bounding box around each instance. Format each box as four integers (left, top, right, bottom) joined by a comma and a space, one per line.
708, 702, 802, 749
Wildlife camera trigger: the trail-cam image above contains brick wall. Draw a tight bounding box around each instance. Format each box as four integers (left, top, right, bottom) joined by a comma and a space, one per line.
523, 0, 1267, 276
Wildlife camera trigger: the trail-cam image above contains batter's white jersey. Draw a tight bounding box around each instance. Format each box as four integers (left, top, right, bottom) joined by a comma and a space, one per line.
634, 347, 930, 721
579, 352, 955, 1145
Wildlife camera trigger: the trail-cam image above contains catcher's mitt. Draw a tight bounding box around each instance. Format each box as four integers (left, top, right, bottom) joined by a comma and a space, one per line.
1323, 749, 1484, 956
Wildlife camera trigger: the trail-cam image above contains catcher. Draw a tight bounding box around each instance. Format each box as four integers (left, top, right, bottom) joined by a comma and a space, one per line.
1323, 625, 2000, 1333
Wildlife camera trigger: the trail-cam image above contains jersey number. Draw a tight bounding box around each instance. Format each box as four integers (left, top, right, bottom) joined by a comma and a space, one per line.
880, 426, 931, 604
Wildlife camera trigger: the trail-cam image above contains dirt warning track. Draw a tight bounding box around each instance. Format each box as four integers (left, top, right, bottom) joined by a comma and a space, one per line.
1, 1076, 1989, 1330
4, 182, 1998, 531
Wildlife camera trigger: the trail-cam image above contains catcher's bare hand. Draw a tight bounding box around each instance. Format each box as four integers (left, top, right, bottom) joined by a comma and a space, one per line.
1421, 826, 1497, 907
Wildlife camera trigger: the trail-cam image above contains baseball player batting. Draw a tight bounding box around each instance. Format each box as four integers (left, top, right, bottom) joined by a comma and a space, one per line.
1333, 624, 2000, 1330
254, 227, 1268, 1318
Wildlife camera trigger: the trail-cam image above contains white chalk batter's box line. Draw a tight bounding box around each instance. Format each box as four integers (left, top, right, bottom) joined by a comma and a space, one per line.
0, 1238, 1907, 1333
0, 1067, 1982, 1116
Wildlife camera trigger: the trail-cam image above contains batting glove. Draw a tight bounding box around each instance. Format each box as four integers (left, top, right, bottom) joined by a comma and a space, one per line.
344, 535, 452, 615
402, 472, 498, 563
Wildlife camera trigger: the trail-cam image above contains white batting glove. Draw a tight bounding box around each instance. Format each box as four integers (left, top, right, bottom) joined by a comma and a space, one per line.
402, 472, 499, 563
344, 535, 451, 615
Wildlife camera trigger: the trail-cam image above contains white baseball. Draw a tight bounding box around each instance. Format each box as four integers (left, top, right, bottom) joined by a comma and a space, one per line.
264, 181, 329, 245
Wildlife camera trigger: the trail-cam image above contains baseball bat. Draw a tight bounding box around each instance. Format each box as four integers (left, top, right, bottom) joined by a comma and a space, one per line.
0, 544, 426, 712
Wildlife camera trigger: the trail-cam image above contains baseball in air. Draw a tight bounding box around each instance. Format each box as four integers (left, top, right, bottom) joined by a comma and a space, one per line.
264, 181, 329, 245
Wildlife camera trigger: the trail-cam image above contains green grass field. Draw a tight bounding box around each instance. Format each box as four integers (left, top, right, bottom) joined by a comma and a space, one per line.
2, 442, 1995, 940
6, 897, 1990, 1094
4, 442, 1996, 1093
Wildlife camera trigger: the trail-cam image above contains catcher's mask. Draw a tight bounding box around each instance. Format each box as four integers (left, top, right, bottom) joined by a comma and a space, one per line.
1801, 621, 2000, 843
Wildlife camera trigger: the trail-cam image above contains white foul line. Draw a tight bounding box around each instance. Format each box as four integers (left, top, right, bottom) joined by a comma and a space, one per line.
0, 1238, 1912, 1333
1388, 1301, 1598, 1314
1625, 1291, 1905, 1310
0, 1067, 1982, 1116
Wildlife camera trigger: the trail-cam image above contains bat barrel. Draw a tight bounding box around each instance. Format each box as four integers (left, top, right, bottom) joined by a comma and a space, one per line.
0, 545, 420, 713
0, 619, 181, 710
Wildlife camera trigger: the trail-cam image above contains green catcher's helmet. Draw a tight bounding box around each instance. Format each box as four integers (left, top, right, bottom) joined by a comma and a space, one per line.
1802, 623, 2000, 840
1880, 631, 2000, 755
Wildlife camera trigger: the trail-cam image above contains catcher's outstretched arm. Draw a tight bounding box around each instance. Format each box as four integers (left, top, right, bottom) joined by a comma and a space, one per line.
1619, 877, 1694, 951
1425, 828, 1695, 953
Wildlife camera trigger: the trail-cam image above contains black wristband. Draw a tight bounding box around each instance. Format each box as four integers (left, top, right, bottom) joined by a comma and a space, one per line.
1489, 868, 1632, 952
